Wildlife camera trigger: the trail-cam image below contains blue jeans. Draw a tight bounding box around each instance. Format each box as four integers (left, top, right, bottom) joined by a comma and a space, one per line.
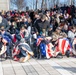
6, 42, 12, 56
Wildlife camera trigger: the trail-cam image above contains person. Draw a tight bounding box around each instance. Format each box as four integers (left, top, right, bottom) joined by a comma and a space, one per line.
48, 25, 53, 36
62, 21, 69, 34
13, 38, 34, 63
72, 36, 76, 57
54, 33, 71, 58
34, 14, 50, 36
15, 26, 29, 43
68, 26, 76, 43
45, 10, 51, 23
72, 14, 76, 26
52, 27, 62, 40
0, 14, 10, 31
9, 22, 16, 34
0, 27, 13, 58
36, 36, 55, 59
33, 12, 40, 25
27, 17, 32, 44
0, 35, 8, 58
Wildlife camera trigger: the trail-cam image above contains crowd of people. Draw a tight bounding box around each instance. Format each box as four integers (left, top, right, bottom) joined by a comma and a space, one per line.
0, 5, 76, 62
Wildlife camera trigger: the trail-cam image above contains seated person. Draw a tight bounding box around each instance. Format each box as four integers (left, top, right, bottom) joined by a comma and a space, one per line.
54, 34, 71, 58
0, 36, 7, 58
0, 28, 13, 58
36, 36, 55, 59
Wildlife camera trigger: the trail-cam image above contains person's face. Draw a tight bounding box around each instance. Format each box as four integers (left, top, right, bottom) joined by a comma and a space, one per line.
1, 30, 5, 34
35, 14, 40, 19
72, 29, 76, 33
27, 18, 31, 23
49, 28, 52, 31
46, 12, 50, 16
56, 29, 61, 33
41, 18, 46, 22
17, 19, 20, 22
12, 22, 15, 26
20, 28, 25, 32
24, 18, 27, 22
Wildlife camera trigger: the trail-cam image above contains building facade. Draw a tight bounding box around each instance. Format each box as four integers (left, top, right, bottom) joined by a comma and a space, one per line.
0, 0, 10, 11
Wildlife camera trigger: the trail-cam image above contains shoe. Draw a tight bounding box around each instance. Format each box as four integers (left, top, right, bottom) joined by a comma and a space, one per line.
65, 50, 70, 57
56, 53, 63, 58
19, 54, 31, 63
0, 46, 7, 56
28, 52, 34, 56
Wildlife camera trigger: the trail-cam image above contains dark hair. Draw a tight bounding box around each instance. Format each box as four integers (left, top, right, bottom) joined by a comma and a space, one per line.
0, 28, 5, 31
0, 12, 2, 16
74, 36, 76, 38
40, 14, 46, 20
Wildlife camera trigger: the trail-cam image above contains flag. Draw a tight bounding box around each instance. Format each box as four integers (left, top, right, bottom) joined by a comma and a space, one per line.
56, 38, 71, 55
12, 46, 20, 61
36, 37, 43, 46
46, 43, 55, 58
36, 37, 54, 58
12, 34, 17, 43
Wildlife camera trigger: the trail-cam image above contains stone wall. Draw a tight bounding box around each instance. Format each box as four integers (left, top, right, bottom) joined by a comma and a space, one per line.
0, 0, 10, 11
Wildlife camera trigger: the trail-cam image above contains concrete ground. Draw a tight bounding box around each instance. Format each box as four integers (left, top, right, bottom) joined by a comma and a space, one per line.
0, 57, 76, 75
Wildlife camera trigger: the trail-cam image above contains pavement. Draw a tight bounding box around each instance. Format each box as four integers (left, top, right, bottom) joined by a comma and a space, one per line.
0, 57, 76, 75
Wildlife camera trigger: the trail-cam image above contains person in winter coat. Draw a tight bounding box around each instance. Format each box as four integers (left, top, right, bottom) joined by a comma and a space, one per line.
12, 38, 34, 62
0, 15, 10, 31
34, 14, 50, 36
0, 27, 13, 58
68, 26, 76, 42
9, 22, 16, 34
15, 26, 29, 43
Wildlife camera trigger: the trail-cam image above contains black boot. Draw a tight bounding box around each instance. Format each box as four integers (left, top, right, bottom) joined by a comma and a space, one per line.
56, 52, 63, 58
65, 50, 70, 57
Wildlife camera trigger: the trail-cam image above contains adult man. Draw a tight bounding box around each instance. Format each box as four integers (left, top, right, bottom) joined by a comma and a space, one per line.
34, 14, 50, 36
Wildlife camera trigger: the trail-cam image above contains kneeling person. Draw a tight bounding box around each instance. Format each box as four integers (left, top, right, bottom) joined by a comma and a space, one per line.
13, 39, 34, 63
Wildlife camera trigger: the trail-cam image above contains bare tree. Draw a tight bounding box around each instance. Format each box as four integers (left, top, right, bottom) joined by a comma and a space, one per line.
51, 0, 55, 7
10, 0, 26, 10
41, 0, 45, 9
45, 0, 47, 9
72, 0, 75, 5
56, 0, 59, 5
36, 0, 38, 10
